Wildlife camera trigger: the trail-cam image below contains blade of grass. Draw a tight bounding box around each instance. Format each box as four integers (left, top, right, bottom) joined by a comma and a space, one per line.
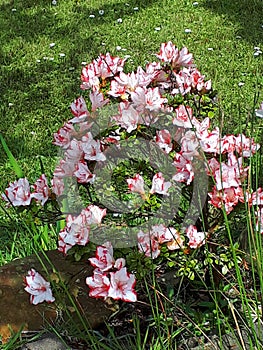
0, 133, 24, 178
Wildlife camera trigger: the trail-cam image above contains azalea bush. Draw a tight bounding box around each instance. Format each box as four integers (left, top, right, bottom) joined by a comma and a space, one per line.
2, 41, 263, 313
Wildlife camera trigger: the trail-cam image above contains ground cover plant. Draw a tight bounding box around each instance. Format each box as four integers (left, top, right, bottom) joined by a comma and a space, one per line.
0, 0, 263, 349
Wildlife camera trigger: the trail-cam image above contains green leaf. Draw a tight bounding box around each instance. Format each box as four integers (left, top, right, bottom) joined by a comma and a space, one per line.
222, 265, 229, 275
0, 133, 24, 178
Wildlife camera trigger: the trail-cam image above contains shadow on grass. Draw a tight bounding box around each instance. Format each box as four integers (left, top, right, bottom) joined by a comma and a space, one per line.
201, 0, 263, 44
0, 0, 159, 160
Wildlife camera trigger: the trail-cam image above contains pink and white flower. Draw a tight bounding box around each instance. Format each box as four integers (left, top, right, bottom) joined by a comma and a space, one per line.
31, 174, 50, 205
173, 105, 193, 128
84, 205, 107, 225
74, 160, 95, 184
186, 225, 207, 249
24, 269, 55, 305
127, 174, 145, 195
51, 176, 65, 197
86, 270, 110, 299
81, 62, 100, 91
69, 96, 89, 124
3, 178, 31, 206
53, 122, 76, 149
150, 172, 171, 196
173, 153, 194, 185
113, 102, 140, 133
155, 129, 172, 153
137, 229, 160, 259
235, 134, 260, 157
82, 134, 106, 161
130, 87, 167, 113
108, 267, 137, 302
89, 242, 115, 272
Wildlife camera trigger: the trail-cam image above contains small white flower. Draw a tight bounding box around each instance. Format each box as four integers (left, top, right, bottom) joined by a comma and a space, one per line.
184, 29, 192, 33
81, 61, 87, 65
254, 52, 261, 57
116, 46, 122, 51
99, 10, 104, 15
133, 7, 139, 10
49, 57, 54, 61
254, 46, 260, 51
236, 35, 242, 39
36, 59, 41, 63
117, 18, 123, 23
193, 1, 198, 5
155, 27, 161, 31
121, 48, 127, 51
43, 56, 48, 60
8, 103, 14, 107
11, 8, 17, 12
69, 67, 75, 71
101, 42, 106, 46
52, 0, 57, 5
238, 82, 245, 87
207, 47, 213, 51
49, 43, 56, 48
59, 53, 65, 57
89, 14, 95, 18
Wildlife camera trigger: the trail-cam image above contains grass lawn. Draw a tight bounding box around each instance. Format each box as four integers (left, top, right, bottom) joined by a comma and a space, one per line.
0, 0, 263, 348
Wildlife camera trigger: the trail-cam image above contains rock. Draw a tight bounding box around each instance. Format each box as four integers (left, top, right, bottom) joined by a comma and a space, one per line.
20, 333, 68, 350
0, 250, 112, 344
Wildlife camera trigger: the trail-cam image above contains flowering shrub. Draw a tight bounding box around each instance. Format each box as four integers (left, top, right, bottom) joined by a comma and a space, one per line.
2, 41, 262, 305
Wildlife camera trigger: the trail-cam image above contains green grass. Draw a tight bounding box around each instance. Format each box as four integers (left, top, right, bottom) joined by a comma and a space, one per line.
0, 0, 263, 348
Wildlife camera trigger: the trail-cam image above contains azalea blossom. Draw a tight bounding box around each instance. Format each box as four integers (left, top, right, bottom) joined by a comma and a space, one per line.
51, 176, 65, 197
95, 53, 126, 79
65, 139, 84, 163
126, 174, 145, 195
81, 62, 100, 90
69, 96, 89, 124
130, 86, 167, 113
208, 186, 242, 214
89, 90, 109, 111
3, 178, 31, 206
82, 133, 106, 161
24, 269, 55, 305
156, 41, 193, 69
74, 160, 95, 184
53, 122, 76, 149
108, 267, 137, 302
150, 172, 171, 196
173, 153, 195, 185
113, 102, 140, 133
84, 205, 107, 225
173, 105, 193, 128
31, 174, 50, 205
86, 270, 110, 299
235, 134, 260, 157
108, 80, 129, 99
155, 129, 173, 153
137, 229, 160, 258
186, 225, 207, 249
199, 127, 220, 154
89, 242, 115, 272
